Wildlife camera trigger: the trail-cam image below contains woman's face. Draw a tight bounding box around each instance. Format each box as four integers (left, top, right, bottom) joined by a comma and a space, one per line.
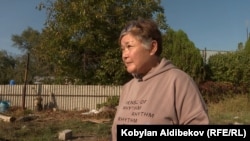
120, 33, 154, 74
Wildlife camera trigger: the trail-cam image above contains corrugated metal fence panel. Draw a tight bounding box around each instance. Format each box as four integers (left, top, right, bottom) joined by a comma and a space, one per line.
0, 85, 121, 111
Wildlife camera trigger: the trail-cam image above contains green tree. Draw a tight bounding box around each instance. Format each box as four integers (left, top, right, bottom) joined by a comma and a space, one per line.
237, 42, 244, 50
162, 28, 205, 83
0, 50, 16, 84
11, 54, 30, 84
38, 0, 168, 84
208, 50, 250, 87
12, 27, 40, 53
12, 27, 54, 84
245, 38, 250, 53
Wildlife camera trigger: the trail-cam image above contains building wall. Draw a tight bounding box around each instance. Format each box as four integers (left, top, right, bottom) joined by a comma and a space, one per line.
199, 49, 232, 63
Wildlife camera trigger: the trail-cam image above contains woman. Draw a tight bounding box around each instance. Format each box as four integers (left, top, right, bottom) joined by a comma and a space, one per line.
111, 18, 209, 141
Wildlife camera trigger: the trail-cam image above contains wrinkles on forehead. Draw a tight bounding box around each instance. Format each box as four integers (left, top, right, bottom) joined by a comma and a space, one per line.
122, 40, 135, 46
120, 40, 135, 50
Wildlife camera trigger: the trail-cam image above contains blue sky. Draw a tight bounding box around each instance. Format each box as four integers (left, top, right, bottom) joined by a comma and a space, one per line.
163, 0, 250, 51
0, 0, 46, 56
1, 0, 250, 56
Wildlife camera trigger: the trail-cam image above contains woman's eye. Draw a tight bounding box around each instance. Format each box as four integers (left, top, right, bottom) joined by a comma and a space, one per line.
127, 45, 132, 48
121, 45, 133, 52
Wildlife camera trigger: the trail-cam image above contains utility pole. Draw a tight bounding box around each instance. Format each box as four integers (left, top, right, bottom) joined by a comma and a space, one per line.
247, 20, 249, 40
22, 53, 30, 110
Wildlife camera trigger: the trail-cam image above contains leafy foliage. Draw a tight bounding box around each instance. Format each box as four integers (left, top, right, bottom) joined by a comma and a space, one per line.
97, 96, 119, 109
245, 38, 250, 53
2, 0, 249, 99
0, 51, 16, 84
11, 27, 55, 84
199, 81, 247, 103
208, 50, 250, 88
36, 0, 167, 84
162, 28, 205, 83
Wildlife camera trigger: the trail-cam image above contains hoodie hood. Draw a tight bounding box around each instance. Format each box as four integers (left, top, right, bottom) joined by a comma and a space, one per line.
133, 58, 176, 82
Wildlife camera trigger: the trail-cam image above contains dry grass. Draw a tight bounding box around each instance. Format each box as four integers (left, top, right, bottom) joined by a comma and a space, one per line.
208, 94, 250, 124
0, 108, 114, 141
0, 94, 249, 140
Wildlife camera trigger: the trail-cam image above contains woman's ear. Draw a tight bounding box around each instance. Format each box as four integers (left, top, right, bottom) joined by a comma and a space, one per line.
149, 40, 158, 55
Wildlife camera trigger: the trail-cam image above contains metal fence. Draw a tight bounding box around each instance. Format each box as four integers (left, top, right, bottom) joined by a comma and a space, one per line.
0, 85, 121, 111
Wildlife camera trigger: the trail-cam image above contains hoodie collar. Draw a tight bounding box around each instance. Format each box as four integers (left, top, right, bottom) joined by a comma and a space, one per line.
133, 58, 176, 82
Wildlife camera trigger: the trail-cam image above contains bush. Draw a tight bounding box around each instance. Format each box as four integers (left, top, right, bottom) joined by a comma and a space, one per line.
199, 81, 246, 103
97, 96, 119, 109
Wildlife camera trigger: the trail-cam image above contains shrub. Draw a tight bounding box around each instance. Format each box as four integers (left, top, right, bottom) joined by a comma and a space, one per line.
97, 96, 119, 109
